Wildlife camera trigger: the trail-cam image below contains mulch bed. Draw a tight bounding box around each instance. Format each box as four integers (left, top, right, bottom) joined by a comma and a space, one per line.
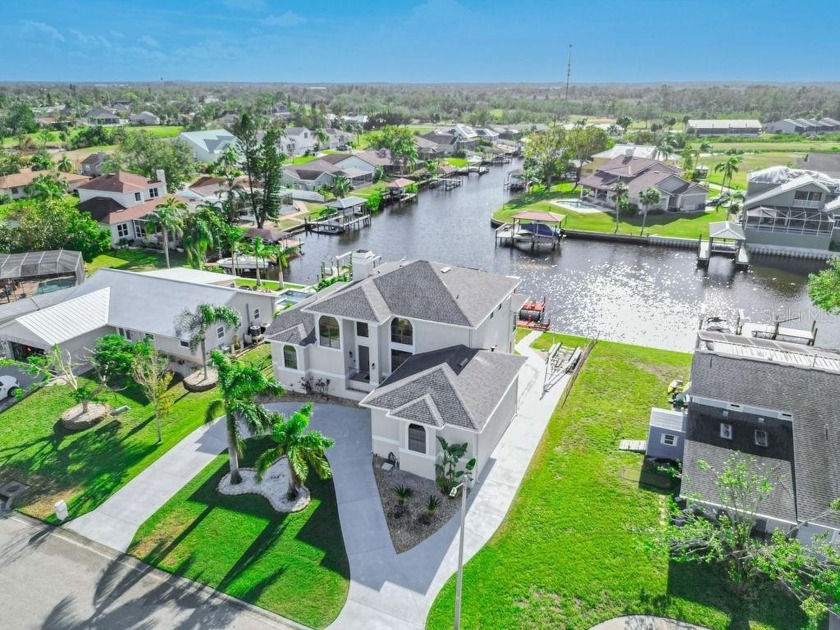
59, 402, 111, 431
372, 455, 461, 554
183, 369, 218, 392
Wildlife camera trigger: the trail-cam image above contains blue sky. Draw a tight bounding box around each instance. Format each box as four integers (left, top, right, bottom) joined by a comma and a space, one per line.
2, 0, 837, 83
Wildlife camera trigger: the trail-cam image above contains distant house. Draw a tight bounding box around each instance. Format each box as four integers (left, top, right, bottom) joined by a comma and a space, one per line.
418, 132, 458, 157
686, 119, 762, 137
741, 166, 840, 251
129, 111, 160, 126
488, 125, 522, 141
0, 170, 90, 201
265, 253, 526, 482
414, 136, 441, 161
281, 159, 339, 192
0, 268, 274, 365
446, 124, 480, 150
581, 144, 664, 178
474, 127, 500, 143
659, 330, 840, 544
580, 155, 707, 212
763, 119, 809, 135
76, 170, 176, 246
323, 128, 353, 150
320, 150, 394, 177
84, 108, 122, 126
178, 129, 240, 163
80, 151, 109, 178
280, 127, 316, 157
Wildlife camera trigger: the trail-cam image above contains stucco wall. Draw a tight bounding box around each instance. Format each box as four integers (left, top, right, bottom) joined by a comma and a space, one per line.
475, 377, 518, 477
745, 227, 832, 250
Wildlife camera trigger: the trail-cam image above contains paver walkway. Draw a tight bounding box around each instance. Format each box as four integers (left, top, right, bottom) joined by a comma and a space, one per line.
268, 330, 572, 630
66, 418, 229, 552
590, 616, 708, 630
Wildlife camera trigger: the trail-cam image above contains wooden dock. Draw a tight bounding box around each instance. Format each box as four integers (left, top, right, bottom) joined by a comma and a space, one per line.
697, 222, 750, 269
305, 212, 371, 235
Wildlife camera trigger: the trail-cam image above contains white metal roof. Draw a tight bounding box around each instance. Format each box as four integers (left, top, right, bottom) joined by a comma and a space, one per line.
649, 407, 686, 432
709, 221, 746, 240
16, 288, 110, 345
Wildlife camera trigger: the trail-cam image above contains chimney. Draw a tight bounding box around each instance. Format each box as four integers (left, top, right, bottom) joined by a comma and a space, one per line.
351, 250, 380, 280
625, 147, 633, 158
155, 169, 167, 191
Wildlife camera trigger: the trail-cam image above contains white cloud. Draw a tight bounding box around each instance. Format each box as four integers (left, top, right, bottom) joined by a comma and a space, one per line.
139, 35, 159, 47
109, 30, 125, 39
69, 28, 112, 48
22, 21, 65, 42
262, 11, 306, 26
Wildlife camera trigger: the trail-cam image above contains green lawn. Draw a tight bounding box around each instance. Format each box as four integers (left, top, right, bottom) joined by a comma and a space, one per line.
696, 151, 805, 189
128, 437, 350, 629
446, 157, 468, 168
136, 125, 183, 138
284, 154, 322, 165
86, 249, 186, 275
427, 337, 807, 630
495, 184, 722, 239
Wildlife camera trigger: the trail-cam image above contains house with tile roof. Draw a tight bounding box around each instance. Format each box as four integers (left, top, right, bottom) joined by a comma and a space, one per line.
580, 155, 707, 212
0, 170, 90, 201
265, 251, 527, 480
655, 330, 840, 545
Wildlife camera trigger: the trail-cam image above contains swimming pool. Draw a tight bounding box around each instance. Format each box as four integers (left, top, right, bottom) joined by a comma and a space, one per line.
35, 277, 77, 294
552, 198, 604, 214
276, 287, 315, 309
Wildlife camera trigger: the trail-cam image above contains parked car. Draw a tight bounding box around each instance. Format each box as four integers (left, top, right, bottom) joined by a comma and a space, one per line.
707, 193, 725, 206
0, 375, 21, 399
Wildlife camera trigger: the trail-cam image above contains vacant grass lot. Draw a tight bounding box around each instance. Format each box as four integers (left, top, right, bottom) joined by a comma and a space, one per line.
697, 151, 805, 189
427, 338, 806, 630
0, 345, 268, 522
86, 249, 186, 275
129, 437, 350, 629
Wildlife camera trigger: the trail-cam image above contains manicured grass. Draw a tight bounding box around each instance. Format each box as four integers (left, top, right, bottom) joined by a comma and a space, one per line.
446, 157, 468, 168
128, 437, 350, 629
284, 154, 322, 165
426, 339, 806, 630
86, 249, 186, 275
696, 151, 804, 189
495, 184, 722, 239
707, 138, 840, 154
136, 125, 183, 138
0, 345, 270, 522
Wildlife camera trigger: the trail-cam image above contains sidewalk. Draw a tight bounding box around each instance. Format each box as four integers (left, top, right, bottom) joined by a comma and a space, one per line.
590, 616, 708, 630
65, 419, 228, 552
284, 330, 574, 630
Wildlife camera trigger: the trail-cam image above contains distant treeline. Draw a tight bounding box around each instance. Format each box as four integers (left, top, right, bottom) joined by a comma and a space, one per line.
2, 81, 840, 127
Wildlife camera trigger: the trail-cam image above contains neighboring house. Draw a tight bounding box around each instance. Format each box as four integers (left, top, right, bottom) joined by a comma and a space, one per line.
763, 119, 809, 135
280, 127, 316, 157
265, 252, 527, 481
129, 111, 160, 126
741, 166, 840, 250
581, 144, 662, 178
0, 268, 274, 365
323, 128, 353, 149
76, 170, 175, 246
418, 132, 459, 156
0, 171, 90, 201
84, 108, 122, 126
686, 119, 762, 137
580, 155, 707, 212
667, 330, 840, 544
414, 136, 441, 161
474, 127, 500, 143
320, 150, 394, 178
446, 124, 480, 150
178, 129, 240, 163
281, 159, 339, 192
80, 151, 109, 178
488, 125, 522, 141
798, 153, 840, 179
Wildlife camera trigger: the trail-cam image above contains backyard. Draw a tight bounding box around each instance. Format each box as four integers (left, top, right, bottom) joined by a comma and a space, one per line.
426, 335, 807, 630
128, 436, 349, 629
86, 249, 186, 274
0, 344, 270, 522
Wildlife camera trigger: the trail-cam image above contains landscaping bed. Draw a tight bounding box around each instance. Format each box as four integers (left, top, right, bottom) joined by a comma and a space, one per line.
372, 456, 461, 553
128, 437, 349, 630
426, 338, 807, 630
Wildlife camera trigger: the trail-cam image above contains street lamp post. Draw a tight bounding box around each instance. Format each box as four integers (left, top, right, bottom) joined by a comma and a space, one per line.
450, 481, 468, 630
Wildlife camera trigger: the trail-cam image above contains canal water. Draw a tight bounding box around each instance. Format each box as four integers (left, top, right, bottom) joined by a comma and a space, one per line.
283, 162, 840, 353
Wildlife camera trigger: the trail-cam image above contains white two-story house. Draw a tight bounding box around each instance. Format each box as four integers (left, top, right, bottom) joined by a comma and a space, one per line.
266, 251, 527, 481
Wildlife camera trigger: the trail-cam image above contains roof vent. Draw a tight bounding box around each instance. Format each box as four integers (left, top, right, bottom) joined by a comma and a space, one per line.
440, 266, 451, 273
457, 358, 469, 368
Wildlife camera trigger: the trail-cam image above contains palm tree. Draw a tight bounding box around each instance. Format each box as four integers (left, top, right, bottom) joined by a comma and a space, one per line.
183, 203, 223, 269
726, 190, 747, 218
57, 154, 73, 173
639, 187, 662, 236
247, 237, 274, 287
256, 403, 335, 500
145, 197, 186, 268
314, 127, 329, 151
269, 244, 295, 289
207, 350, 284, 485
174, 304, 242, 380
330, 175, 351, 199
612, 181, 629, 234
714, 155, 743, 192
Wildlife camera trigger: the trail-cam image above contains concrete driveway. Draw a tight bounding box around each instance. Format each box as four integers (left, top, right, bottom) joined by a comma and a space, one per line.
0, 364, 41, 413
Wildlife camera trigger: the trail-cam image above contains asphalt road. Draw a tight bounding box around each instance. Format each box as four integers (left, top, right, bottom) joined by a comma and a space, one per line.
0, 513, 301, 630
0, 364, 41, 413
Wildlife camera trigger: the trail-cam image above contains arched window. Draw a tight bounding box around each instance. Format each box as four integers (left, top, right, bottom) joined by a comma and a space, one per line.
391, 318, 413, 345
283, 345, 298, 370
319, 316, 340, 348
407, 423, 426, 453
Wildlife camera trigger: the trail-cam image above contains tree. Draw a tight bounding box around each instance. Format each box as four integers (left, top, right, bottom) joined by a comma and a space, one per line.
612, 181, 630, 234
174, 304, 242, 380
434, 437, 476, 495
617, 116, 633, 134
269, 243, 295, 289
256, 403, 335, 500
209, 147, 244, 224
132, 342, 173, 444
106, 130, 196, 192
145, 196, 186, 268
24, 172, 67, 200
29, 150, 54, 172
57, 154, 73, 173
183, 203, 225, 269
714, 154, 743, 191
206, 350, 283, 485
566, 124, 610, 188
367, 126, 418, 173
726, 190, 746, 217
680, 145, 696, 175
246, 237, 274, 287
330, 174, 351, 199
523, 125, 567, 190
4, 103, 37, 136
809, 257, 840, 315
658, 455, 840, 627
653, 133, 674, 161
638, 187, 661, 236
233, 115, 285, 229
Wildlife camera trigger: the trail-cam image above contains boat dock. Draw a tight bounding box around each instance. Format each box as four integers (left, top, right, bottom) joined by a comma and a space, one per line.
495, 211, 565, 252
740, 320, 817, 346
305, 196, 372, 235
696, 221, 750, 270
517, 296, 550, 330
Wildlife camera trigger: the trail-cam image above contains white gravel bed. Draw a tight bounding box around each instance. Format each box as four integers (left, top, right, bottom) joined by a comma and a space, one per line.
218, 459, 310, 512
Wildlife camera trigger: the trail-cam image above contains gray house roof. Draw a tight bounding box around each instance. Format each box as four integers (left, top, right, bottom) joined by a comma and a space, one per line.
179, 129, 238, 155
308, 260, 520, 327
360, 345, 525, 431
684, 331, 840, 529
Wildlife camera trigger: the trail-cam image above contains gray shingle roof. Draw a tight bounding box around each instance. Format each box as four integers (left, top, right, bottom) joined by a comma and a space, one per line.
361, 345, 525, 431
264, 300, 317, 345
687, 336, 840, 528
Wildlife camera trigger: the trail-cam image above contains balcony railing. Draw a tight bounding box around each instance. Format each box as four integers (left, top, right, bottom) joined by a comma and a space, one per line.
792, 199, 823, 209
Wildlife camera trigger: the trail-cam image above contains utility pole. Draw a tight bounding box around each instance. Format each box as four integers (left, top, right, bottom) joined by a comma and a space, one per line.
565, 44, 573, 100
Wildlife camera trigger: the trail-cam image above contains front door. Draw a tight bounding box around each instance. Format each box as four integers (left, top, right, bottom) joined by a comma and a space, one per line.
358, 345, 370, 375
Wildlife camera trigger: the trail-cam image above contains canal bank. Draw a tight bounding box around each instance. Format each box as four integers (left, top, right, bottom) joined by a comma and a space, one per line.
279, 161, 840, 352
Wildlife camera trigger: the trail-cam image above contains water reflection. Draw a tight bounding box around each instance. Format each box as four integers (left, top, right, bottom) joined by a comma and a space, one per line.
283, 162, 839, 352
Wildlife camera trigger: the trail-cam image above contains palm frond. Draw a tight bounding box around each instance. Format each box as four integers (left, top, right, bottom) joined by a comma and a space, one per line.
255, 446, 286, 481
205, 398, 225, 424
